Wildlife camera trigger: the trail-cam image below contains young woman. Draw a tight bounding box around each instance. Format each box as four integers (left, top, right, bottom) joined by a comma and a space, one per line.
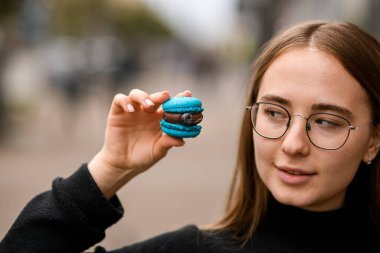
1, 20, 380, 253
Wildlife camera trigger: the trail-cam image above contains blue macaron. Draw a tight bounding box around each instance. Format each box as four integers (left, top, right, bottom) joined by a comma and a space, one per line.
160, 97, 204, 138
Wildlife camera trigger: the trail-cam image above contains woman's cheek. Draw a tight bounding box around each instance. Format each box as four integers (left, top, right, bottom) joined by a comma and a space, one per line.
253, 135, 275, 175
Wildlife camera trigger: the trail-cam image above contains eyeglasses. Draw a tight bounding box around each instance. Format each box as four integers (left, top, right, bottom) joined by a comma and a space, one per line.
246, 102, 372, 150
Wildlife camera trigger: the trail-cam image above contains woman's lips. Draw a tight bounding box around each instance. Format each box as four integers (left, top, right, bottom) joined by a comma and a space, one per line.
276, 166, 316, 184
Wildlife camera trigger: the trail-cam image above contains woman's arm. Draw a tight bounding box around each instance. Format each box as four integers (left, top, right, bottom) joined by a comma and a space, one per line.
0, 165, 124, 252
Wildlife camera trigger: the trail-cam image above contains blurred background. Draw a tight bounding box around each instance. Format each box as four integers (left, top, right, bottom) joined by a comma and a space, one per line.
0, 0, 379, 249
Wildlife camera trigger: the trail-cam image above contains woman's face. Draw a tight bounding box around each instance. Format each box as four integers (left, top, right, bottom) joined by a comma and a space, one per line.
254, 47, 378, 211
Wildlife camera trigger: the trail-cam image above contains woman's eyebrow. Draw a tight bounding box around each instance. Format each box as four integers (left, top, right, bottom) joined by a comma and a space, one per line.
311, 103, 354, 119
259, 94, 354, 119
259, 95, 291, 105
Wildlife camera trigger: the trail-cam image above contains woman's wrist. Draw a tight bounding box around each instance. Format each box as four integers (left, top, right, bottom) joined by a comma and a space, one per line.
88, 151, 139, 199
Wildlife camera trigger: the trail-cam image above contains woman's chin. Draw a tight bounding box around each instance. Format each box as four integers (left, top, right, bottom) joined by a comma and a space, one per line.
271, 191, 315, 210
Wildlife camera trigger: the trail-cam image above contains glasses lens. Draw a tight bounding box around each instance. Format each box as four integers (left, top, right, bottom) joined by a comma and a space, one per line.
307, 113, 350, 149
251, 103, 289, 139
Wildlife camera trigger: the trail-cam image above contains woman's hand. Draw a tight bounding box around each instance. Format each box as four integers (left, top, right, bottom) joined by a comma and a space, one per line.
88, 89, 191, 199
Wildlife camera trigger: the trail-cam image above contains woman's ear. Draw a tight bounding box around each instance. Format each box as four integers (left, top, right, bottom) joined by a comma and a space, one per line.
363, 124, 380, 164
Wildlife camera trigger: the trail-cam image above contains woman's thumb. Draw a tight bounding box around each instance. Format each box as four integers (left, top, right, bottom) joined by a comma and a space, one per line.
153, 135, 185, 160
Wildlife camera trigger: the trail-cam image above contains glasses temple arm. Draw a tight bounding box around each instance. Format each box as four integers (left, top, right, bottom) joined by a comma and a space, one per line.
349, 122, 373, 130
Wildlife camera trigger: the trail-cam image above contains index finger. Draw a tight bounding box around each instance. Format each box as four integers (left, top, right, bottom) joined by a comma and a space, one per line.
149, 91, 170, 105
174, 90, 192, 98
155, 90, 193, 114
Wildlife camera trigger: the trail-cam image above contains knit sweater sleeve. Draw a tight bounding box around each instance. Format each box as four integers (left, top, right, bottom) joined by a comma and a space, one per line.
0, 164, 124, 253
0, 165, 216, 253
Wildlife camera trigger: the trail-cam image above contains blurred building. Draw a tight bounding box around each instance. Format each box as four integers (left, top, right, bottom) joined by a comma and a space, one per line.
239, 0, 380, 52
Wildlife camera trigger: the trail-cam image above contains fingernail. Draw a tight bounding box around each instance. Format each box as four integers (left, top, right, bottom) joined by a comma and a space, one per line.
126, 103, 135, 112
144, 98, 154, 106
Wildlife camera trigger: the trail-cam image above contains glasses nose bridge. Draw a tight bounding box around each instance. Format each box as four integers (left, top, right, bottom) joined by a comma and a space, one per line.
290, 114, 308, 121
288, 114, 311, 131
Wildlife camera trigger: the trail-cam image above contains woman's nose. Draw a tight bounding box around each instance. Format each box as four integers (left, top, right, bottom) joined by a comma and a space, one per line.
281, 116, 311, 156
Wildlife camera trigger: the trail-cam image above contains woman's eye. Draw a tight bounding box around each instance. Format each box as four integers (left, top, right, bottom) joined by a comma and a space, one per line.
314, 118, 341, 129
264, 109, 285, 119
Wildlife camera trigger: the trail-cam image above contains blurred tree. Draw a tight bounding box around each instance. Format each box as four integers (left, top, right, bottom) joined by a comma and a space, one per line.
49, 0, 173, 41
47, 0, 175, 96
0, 0, 23, 141
0, 1, 21, 20
107, 3, 173, 42
49, 0, 108, 37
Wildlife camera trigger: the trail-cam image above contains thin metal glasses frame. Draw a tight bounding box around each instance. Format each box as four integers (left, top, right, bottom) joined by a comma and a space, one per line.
246, 102, 372, 150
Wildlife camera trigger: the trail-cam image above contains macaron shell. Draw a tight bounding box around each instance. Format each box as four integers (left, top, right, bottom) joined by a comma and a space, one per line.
160, 120, 201, 138
162, 97, 204, 113
164, 106, 204, 113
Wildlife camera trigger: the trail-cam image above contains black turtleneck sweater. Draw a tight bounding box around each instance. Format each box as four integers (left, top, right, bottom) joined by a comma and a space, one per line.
253, 196, 380, 252
1, 164, 379, 253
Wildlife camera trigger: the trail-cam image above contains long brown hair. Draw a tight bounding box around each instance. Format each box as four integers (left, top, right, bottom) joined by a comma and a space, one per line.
211, 20, 380, 243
